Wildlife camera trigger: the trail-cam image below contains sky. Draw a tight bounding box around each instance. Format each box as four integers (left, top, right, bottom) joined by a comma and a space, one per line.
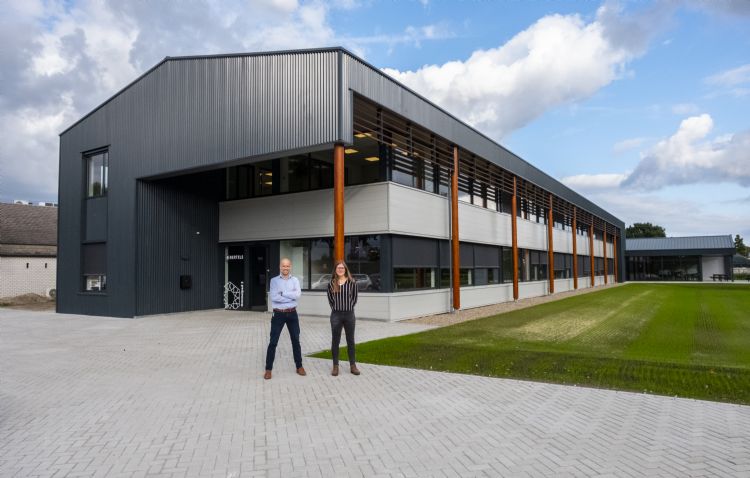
1, 0, 749, 239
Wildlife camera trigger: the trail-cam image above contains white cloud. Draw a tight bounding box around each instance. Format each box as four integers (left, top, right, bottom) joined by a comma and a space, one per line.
623, 114, 750, 189
613, 137, 648, 154
381, 1, 675, 139
671, 103, 699, 115
584, 190, 750, 238
706, 63, 750, 87
561, 173, 627, 190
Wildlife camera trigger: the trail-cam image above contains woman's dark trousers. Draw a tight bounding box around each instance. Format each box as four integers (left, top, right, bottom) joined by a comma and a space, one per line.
330, 310, 356, 365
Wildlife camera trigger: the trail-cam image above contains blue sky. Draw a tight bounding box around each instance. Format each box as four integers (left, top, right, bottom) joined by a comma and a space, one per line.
1, 0, 748, 238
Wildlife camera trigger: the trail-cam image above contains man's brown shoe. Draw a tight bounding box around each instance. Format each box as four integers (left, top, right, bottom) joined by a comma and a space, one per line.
331, 365, 339, 376
350, 364, 360, 375
296, 367, 307, 376
263, 370, 272, 380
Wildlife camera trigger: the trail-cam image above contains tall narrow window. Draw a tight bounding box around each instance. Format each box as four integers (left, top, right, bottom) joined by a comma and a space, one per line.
85, 150, 108, 197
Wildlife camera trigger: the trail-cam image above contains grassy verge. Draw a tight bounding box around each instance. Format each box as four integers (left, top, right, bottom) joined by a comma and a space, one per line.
312, 284, 750, 404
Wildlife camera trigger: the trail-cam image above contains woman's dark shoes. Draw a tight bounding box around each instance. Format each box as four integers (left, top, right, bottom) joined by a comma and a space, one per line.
350, 364, 360, 375
331, 365, 339, 376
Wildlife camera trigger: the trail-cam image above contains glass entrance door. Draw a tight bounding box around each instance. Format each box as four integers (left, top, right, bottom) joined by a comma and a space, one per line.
248, 245, 268, 310
224, 245, 245, 309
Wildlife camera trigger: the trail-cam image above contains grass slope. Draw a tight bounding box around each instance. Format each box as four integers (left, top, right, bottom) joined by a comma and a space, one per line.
312, 284, 750, 404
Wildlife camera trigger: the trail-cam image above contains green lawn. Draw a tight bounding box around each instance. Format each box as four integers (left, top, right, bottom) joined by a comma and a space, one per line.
312, 283, 750, 404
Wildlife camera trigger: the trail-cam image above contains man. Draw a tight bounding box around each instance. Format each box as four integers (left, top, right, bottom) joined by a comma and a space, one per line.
264, 258, 305, 379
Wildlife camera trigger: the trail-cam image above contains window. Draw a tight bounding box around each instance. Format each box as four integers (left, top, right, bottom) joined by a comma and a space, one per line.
394, 268, 436, 290
280, 240, 310, 289
85, 150, 108, 197
346, 235, 381, 291
310, 238, 334, 290
554, 253, 573, 279
501, 248, 513, 283
394, 236, 438, 291
82, 243, 106, 291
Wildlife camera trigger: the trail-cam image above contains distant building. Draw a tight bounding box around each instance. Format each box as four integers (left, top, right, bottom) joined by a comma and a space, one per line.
0, 203, 58, 298
625, 236, 734, 281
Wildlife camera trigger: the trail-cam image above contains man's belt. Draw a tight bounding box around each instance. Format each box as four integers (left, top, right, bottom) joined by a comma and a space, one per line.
273, 307, 296, 313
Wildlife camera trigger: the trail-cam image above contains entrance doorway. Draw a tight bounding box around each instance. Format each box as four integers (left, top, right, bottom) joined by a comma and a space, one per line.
248, 245, 269, 311
223, 243, 269, 311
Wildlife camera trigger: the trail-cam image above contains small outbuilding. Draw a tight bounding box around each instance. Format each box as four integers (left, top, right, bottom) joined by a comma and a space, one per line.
625, 235, 734, 282
0, 203, 58, 299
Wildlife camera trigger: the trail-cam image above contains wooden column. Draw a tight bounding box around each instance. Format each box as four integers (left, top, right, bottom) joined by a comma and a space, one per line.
613, 234, 618, 283
334, 143, 345, 261
603, 230, 608, 285
589, 223, 595, 287
547, 194, 554, 294
511, 177, 519, 300
572, 207, 578, 290
451, 146, 461, 311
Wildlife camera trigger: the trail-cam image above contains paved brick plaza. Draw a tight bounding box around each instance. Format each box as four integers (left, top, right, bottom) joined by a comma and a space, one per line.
1, 308, 749, 477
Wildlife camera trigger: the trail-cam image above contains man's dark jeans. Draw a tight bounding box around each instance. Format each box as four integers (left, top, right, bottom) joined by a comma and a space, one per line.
265, 310, 302, 371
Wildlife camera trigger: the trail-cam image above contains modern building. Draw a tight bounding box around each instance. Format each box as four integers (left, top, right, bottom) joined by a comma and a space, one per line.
0, 203, 58, 299
58, 47, 625, 320
625, 236, 735, 281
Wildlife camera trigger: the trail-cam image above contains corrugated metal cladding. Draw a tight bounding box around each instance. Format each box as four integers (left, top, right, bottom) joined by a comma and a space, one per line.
59, 50, 342, 317
135, 172, 223, 316
341, 52, 624, 230
108, 51, 340, 177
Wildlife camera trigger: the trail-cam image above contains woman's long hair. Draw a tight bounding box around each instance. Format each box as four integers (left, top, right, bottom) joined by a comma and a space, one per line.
329, 260, 354, 293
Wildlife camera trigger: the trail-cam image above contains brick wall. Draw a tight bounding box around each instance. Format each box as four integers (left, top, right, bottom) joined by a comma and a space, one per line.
0, 257, 57, 299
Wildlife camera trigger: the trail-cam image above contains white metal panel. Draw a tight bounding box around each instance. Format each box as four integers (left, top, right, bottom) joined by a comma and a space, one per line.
553, 229, 573, 254
462, 284, 513, 308
219, 182, 389, 242
578, 235, 590, 255
519, 281, 547, 299
389, 289, 451, 320
517, 220, 548, 251
593, 239, 604, 257
298, 292, 391, 321
702, 256, 725, 281
554, 279, 574, 293
388, 183, 449, 239
459, 204, 512, 246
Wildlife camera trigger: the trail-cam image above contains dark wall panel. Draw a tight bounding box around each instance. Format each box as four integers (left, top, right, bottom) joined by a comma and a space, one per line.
136, 172, 223, 316
84, 197, 108, 242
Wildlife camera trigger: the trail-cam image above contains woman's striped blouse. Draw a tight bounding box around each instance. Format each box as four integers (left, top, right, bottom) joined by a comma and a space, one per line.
327, 280, 358, 312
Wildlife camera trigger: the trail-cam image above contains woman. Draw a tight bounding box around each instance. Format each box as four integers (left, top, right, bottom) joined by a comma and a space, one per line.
327, 261, 360, 376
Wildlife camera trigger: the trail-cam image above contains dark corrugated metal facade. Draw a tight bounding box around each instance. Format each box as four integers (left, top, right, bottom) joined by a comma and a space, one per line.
58, 47, 626, 318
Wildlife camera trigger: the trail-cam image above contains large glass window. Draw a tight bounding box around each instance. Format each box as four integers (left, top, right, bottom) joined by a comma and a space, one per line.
310, 238, 334, 290
280, 240, 309, 289
85, 150, 108, 197
502, 248, 513, 283
394, 268, 436, 290
345, 134, 381, 186
530, 250, 548, 281
346, 235, 381, 291
554, 253, 573, 279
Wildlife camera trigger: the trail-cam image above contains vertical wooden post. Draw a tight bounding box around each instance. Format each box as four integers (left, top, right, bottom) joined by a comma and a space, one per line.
511, 177, 519, 300
334, 143, 345, 261
589, 223, 595, 287
547, 193, 554, 294
572, 207, 578, 290
451, 146, 460, 311
603, 230, 608, 285
613, 234, 618, 283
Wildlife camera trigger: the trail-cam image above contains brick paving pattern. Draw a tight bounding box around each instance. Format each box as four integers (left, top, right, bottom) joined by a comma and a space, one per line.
1, 308, 748, 477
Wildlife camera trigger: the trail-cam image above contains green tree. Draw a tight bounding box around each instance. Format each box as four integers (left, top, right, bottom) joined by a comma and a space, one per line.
625, 223, 666, 238
735, 234, 748, 257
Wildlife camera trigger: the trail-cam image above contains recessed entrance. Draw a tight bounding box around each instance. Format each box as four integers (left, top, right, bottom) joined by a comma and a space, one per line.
223, 243, 269, 311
